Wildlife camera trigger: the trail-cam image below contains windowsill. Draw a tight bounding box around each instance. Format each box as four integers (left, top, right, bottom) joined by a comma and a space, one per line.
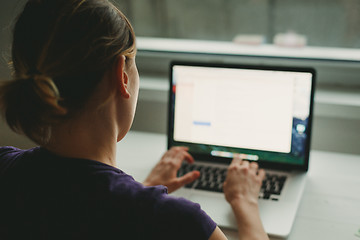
137, 37, 360, 63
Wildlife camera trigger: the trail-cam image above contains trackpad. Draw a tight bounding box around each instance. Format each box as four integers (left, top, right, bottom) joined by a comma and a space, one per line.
189, 193, 237, 229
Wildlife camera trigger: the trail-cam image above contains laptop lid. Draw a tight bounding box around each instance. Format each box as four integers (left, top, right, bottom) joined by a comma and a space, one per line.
168, 61, 316, 171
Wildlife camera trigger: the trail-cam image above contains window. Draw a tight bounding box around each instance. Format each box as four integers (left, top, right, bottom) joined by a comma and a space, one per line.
116, 0, 360, 49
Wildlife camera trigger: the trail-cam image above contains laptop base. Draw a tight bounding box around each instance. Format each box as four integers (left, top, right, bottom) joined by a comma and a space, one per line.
172, 169, 307, 238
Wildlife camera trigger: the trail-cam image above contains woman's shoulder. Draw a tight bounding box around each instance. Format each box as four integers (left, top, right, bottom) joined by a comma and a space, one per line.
0, 146, 21, 156
0, 146, 39, 159
0, 146, 28, 174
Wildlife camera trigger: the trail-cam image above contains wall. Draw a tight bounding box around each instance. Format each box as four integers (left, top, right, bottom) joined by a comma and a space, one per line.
0, 0, 34, 148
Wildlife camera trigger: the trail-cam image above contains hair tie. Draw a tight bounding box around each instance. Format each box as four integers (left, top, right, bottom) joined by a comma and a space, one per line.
26, 68, 41, 77
29, 72, 61, 99
25, 71, 67, 115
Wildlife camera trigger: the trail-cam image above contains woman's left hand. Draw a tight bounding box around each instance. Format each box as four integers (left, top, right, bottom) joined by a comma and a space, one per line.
143, 147, 200, 193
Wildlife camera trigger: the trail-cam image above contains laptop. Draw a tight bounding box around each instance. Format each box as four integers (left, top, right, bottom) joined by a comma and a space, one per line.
168, 61, 316, 238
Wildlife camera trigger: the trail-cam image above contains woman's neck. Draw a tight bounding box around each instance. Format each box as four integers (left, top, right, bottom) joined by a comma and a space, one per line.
44, 105, 119, 168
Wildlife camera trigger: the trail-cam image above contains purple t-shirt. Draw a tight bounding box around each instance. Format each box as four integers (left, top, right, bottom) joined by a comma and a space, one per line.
0, 146, 216, 240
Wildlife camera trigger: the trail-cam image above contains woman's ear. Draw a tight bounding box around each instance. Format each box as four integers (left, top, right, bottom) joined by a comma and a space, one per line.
115, 55, 130, 99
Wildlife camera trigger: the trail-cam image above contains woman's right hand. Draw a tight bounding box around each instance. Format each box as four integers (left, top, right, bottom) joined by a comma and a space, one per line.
222, 155, 269, 240
223, 155, 265, 207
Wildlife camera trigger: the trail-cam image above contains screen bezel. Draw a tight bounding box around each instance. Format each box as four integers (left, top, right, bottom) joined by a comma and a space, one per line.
167, 61, 316, 171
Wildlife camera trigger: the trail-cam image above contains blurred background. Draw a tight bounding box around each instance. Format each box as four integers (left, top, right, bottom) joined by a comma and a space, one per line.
117, 0, 360, 48
1, 0, 360, 155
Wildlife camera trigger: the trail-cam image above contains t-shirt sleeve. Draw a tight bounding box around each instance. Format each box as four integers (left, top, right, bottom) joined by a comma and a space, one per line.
0, 146, 20, 175
148, 186, 217, 240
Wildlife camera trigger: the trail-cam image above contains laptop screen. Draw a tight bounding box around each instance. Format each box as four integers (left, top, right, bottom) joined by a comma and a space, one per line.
168, 62, 315, 169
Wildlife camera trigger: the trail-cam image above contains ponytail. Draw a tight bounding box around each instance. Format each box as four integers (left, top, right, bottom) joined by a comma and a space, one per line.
0, 73, 66, 144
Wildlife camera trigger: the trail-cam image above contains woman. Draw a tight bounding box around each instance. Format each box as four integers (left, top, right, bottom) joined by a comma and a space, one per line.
0, 0, 268, 239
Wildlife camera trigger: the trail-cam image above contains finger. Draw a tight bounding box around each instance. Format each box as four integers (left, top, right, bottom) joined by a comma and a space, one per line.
241, 160, 250, 168
171, 146, 188, 152
249, 161, 258, 170
163, 148, 178, 158
230, 154, 242, 166
182, 170, 200, 184
173, 150, 194, 166
182, 151, 195, 164
258, 169, 266, 180
174, 171, 200, 189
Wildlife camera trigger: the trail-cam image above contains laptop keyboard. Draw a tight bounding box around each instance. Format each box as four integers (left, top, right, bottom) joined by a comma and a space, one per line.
178, 163, 287, 201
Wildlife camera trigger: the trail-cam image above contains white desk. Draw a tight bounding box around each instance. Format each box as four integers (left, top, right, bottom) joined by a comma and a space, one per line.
116, 131, 360, 240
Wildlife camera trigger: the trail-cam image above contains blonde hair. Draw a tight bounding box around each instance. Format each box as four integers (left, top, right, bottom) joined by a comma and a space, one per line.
0, 0, 136, 145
